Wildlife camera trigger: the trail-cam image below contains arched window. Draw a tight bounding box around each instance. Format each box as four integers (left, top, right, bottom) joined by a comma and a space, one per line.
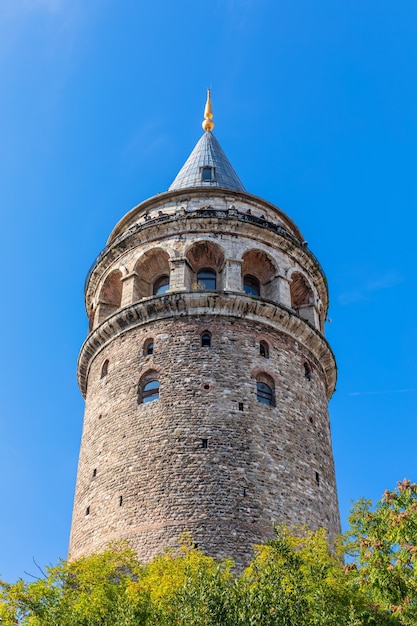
197, 269, 216, 290
255, 373, 275, 407
201, 331, 212, 347
304, 362, 312, 381
100, 359, 109, 379
144, 338, 154, 356
257, 382, 273, 406
244, 274, 260, 296
143, 380, 160, 403
259, 341, 269, 358
153, 275, 169, 295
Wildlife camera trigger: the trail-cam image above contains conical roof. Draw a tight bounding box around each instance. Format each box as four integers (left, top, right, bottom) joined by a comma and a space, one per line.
168, 130, 246, 192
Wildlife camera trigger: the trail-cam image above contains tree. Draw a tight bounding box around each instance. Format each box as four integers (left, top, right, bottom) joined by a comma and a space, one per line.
1, 512, 412, 625
345, 479, 417, 625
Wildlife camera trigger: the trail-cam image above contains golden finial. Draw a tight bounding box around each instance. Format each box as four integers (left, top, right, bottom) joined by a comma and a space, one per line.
202, 89, 215, 132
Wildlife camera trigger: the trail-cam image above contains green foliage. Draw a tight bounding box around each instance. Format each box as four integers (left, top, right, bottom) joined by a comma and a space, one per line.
345, 479, 417, 625
3, 485, 417, 626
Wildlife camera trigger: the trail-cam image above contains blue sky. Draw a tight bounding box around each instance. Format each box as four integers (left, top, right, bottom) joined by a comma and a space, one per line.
1, 0, 416, 582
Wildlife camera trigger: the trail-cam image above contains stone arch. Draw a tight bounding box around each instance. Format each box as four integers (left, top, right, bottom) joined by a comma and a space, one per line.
290, 271, 317, 328
242, 249, 278, 300
97, 269, 123, 324
137, 368, 160, 404
134, 248, 171, 300
252, 369, 276, 407
185, 240, 225, 290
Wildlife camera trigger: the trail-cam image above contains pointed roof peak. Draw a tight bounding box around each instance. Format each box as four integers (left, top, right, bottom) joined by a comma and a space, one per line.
168, 91, 246, 193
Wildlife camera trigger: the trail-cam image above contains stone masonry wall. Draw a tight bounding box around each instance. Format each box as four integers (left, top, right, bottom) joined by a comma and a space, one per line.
69, 314, 340, 569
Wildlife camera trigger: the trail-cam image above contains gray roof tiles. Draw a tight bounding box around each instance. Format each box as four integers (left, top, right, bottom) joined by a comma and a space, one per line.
168, 131, 246, 192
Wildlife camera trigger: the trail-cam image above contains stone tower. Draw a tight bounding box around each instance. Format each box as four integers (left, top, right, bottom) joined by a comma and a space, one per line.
69, 92, 340, 568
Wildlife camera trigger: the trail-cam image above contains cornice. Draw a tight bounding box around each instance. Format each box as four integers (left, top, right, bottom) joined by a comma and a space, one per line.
77, 291, 337, 400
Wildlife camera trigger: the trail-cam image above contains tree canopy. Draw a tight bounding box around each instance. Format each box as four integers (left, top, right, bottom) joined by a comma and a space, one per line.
1, 481, 416, 625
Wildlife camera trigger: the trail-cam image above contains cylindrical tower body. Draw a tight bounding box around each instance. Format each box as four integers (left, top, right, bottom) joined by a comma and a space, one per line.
69, 120, 340, 568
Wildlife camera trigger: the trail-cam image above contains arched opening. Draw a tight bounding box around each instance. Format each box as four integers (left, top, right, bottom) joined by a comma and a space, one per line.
255, 372, 275, 407
290, 272, 313, 308
153, 275, 169, 295
201, 331, 212, 347
134, 249, 170, 300
186, 241, 225, 291
304, 361, 313, 381
243, 274, 260, 296
138, 370, 160, 404
259, 341, 269, 358
144, 338, 154, 356
242, 249, 277, 300
197, 269, 216, 290
143, 380, 160, 403
290, 272, 316, 327
97, 270, 123, 324
100, 359, 109, 379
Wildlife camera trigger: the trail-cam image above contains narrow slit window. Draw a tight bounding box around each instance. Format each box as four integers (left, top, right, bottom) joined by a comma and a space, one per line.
100, 359, 109, 378
144, 338, 154, 356
92, 468, 97, 478
304, 362, 312, 380
259, 341, 269, 358
119, 496, 123, 506
315, 471, 320, 486
238, 402, 244, 411
201, 438, 208, 449
201, 331, 212, 347
86, 506, 90, 516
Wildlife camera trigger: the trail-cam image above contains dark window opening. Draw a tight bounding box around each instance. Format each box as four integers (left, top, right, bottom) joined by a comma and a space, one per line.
244, 274, 260, 296
153, 275, 169, 295
243, 487, 247, 497
239, 402, 244, 411
315, 471, 320, 486
204, 384, 210, 390
304, 362, 312, 380
201, 438, 208, 448
197, 269, 216, 290
201, 166, 214, 182
143, 379, 160, 403
92, 468, 97, 478
144, 338, 154, 356
201, 331, 212, 347
86, 506, 90, 516
119, 496, 123, 506
257, 381, 274, 406
309, 416, 314, 426
259, 341, 269, 358
100, 359, 109, 379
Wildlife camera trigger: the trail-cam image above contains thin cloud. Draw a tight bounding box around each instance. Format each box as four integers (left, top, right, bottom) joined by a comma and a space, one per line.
338, 270, 403, 305
367, 270, 404, 291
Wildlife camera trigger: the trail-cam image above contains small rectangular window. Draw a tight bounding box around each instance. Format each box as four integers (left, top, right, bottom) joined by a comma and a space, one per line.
238, 402, 244, 411
86, 506, 90, 516
315, 471, 320, 486
201, 438, 208, 449
201, 166, 214, 182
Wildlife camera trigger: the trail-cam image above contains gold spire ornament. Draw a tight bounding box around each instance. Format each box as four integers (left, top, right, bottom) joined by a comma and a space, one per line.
202, 89, 215, 131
